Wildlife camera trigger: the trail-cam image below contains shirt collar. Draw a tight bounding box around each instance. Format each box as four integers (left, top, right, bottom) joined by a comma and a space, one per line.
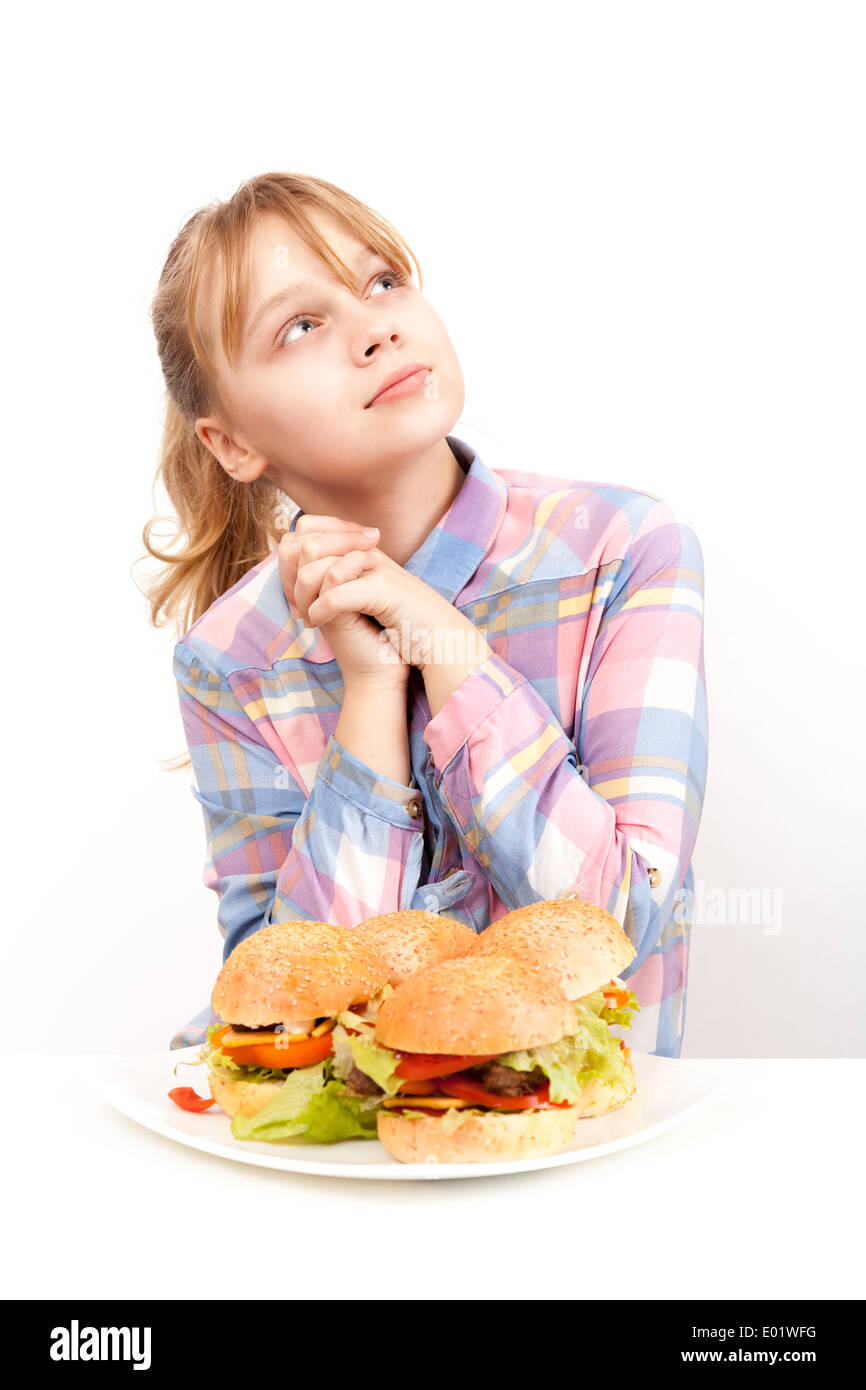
290, 434, 508, 664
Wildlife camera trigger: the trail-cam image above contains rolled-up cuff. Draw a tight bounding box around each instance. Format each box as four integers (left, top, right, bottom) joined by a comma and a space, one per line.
422, 653, 526, 771
315, 734, 425, 831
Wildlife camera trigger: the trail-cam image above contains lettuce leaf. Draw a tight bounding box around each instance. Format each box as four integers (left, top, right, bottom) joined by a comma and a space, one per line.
229, 1061, 379, 1143
343, 1032, 405, 1096
334, 1008, 376, 1036
497, 1010, 628, 1101
573, 987, 641, 1031
329, 1023, 356, 1082
332, 1015, 405, 1096
204, 1046, 287, 1086
600, 1002, 639, 1029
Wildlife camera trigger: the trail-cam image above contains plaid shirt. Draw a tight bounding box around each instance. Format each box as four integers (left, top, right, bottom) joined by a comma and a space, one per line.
170, 434, 707, 1057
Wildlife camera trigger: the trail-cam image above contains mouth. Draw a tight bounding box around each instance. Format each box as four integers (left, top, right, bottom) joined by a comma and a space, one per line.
365, 363, 432, 409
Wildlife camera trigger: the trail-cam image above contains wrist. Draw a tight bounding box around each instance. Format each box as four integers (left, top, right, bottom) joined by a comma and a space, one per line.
337, 679, 411, 787
342, 673, 410, 700
417, 619, 493, 678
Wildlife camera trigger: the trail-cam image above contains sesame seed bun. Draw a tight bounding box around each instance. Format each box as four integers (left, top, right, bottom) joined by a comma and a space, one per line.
207, 1070, 284, 1119
354, 910, 477, 987
377, 1103, 579, 1164
469, 897, 636, 1000
211, 920, 389, 1027
374, 954, 574, 1055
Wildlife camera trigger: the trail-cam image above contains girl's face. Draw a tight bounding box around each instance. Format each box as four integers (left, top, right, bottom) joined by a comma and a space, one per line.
196, 210, 465, 491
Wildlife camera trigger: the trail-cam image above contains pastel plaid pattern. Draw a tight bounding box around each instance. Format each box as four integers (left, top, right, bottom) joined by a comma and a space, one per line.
170, 435, 707, 1057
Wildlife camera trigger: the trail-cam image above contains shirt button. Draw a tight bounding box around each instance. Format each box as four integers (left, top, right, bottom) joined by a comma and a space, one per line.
647, 867, 662, 888
407, 799, 423, 819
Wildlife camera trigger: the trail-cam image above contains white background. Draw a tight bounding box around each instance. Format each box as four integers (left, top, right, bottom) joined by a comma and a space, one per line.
4, 0, 863, 1059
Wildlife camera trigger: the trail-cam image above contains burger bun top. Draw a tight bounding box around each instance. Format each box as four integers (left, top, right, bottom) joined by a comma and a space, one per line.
212, 920, 388, 1027
374, 953, 574, 1055
355, 910, 477, 986
469, 896, 635, 1000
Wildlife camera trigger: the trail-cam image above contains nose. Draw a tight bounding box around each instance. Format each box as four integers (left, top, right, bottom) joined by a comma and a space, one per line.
363, 329, 399, 358
349, 293, 403, 363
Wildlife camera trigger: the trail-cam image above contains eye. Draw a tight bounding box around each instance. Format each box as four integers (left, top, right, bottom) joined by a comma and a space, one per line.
276, 267, 409, 349
277, 315, 317, 349
370, 267, 408, 295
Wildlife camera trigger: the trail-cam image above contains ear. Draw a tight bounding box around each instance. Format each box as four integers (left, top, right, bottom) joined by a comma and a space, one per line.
194, 417, 270, 483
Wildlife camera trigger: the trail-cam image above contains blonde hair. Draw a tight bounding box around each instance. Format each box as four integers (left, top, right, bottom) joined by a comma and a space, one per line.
134, 171, 423, 769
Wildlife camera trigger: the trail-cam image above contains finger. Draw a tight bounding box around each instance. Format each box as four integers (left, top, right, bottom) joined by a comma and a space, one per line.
279, 526, 378, 565
293, 534, 378, 613
277, 534, 304, 616
306, 568, 379, 628
296, 548, 380, 623
280, 529, 378, 617
294, 514, 374, 537
296, 527, 379, 570
319, 548, 381, 595
299, 551, 380, 628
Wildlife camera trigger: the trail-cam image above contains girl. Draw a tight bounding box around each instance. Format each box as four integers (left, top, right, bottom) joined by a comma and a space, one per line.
141, 171, 708, 1059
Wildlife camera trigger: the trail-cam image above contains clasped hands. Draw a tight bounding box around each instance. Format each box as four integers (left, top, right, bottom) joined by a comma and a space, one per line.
277, 513, 492, 693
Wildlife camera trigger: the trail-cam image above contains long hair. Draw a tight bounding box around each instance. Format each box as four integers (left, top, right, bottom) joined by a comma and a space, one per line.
134, 172, 423, 769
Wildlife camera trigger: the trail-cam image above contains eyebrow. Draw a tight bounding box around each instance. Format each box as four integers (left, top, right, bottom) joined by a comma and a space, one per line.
243, 247, 380, 346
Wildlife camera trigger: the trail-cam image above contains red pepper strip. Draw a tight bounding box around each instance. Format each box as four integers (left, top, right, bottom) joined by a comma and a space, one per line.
603, 988, 631, 1009
395, 1077, 437, 1095
168, 1086, 216, 1112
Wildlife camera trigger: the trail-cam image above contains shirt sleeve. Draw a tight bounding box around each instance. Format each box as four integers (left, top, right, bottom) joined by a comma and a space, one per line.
421, 500, 708, 971
172, 639, 428, 959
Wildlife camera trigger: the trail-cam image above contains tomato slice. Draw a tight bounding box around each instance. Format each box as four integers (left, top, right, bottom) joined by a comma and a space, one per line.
218, 1033, 334, 1071
436, 1072, 572, 1111
168, 1087, 216, 1112
393, 1051, 499, 1081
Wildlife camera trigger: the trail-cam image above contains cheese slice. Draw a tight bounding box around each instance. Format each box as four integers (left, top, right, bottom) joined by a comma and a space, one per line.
221, 1020, 329, 1048
381, 1095, 473, 1110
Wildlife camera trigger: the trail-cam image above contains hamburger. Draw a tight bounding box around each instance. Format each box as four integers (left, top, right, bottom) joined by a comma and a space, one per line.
201, 919, 390, 1143
337, 954, 587, 1164
353, 909, 477, 987
330, 911, 477, 1113
468, 896, 641, 1117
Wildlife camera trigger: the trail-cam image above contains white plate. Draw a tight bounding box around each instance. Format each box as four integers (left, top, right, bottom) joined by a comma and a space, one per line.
91, 1047, 729, 1181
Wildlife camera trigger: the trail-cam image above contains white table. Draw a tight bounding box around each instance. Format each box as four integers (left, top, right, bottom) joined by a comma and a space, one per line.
3, 1056, 861, 1301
